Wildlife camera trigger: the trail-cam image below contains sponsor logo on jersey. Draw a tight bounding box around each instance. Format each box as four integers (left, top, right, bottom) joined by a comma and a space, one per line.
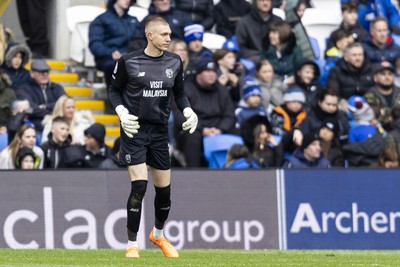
143, 90, 168, 97
150, 81, 163, 88
165, 68, 173, 78
138, 72, 145, 77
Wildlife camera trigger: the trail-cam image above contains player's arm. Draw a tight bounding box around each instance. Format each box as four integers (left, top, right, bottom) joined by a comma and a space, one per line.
108, 57, 139, 138
172, 61, 198, 134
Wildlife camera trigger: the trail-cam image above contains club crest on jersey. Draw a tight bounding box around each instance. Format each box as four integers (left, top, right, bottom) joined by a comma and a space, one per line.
125, 154, 131, 164
165, 68, 173, 78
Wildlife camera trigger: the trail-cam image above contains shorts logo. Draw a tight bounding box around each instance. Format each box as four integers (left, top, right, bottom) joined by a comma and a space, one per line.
125, 154, 131, 164
165, 68, 173, 78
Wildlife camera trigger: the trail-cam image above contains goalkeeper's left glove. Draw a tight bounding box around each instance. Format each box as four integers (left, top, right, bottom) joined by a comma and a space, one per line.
182, 107, 198, 134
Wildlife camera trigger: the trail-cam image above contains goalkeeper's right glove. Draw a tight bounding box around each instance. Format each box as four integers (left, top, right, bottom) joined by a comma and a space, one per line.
115, 105, 140, 138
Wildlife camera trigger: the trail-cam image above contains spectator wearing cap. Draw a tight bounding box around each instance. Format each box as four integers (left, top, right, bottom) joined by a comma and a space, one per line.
235, 0, 283, 62
2, 43, 32, 88
364, 62, 400, 130
319, 117, 345, 167
15, 59, 66, 139
173, 58, 236, 167
213, 48, 245, 106
81, 122, 112, 168
214, 0, 252, 39
99, 137, 125, 169
347, 95, 378, 143
362, 17, 400, 66
283, 132, 330, 168
184, 24, 213, 76
327, 42, 374, 100
235, 80, 268, 129
253, 59, 286, 109
15, 147, 40, 170
175, 0, 215, 31
270, 88, 307, 154
143, 0, 191, 41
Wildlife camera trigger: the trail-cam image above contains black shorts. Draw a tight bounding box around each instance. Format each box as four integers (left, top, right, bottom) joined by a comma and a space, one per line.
120, 124, 170, 170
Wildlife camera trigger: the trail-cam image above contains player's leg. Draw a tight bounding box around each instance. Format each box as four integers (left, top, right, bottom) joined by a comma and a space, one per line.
125, 163, 148, 258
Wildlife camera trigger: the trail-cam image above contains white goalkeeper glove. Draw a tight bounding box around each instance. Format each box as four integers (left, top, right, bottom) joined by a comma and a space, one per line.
182, 107, 198, 134
115, 105, 140, 138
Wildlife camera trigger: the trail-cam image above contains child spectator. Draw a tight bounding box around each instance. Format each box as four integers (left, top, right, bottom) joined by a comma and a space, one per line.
270, 88, 307, 154
319, 117, 345, 167
347, 95, 377, 142
6, 99, 32, 144
254, 59, 286, 109
225, 144, 259, 169
2, 44, 31, 88
82, 123, 112, 168
235, 80, 268, 129
15, 147, 40, 169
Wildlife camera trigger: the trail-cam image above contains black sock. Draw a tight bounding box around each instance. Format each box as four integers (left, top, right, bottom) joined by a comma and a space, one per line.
154, 184, 171, 230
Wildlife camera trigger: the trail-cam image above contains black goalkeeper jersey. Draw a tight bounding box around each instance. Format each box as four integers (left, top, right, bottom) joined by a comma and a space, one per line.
109, 49, 191, 126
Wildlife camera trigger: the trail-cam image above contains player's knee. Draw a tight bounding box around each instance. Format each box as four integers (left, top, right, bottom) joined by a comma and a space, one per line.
129, 180, 148, 208
154, 184, 171, 205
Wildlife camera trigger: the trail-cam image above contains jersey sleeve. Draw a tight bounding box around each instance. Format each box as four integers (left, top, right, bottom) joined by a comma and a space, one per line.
172, 60, 191, 112
108, 57, 129, 109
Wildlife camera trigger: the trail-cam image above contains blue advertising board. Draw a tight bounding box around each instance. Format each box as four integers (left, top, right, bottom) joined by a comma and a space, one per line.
281, 169, 400, 249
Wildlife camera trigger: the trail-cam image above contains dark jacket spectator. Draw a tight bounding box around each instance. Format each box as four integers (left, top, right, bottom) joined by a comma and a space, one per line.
1, 44, 31, 88
40, 133, 72, 169
214, 0, 252, 39
342, 132, 384, 167
81, 123, 112, 168
327, 43, 374, 100
6, 99, 32, 144
319, 117, 345, 167
16, 59, 65, 133
175, 0, 215, 31
0, 70, 16, 127
14, 147, 40, 169
235, 1, 283, 62
99, 137, 125, 169
389, 106, 400, 142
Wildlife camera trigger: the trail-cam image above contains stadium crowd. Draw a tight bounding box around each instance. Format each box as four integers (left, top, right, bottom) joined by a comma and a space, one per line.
1, 0, 400, 170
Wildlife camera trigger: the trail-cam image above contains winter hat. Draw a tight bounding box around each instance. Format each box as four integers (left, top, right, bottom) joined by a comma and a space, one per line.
320, 117, 339, 138
84, 123, 106, 145
15, 147, 40, 169
242, 80, 262, 100
184, 24, 204, 44
283, 88, 306, 103
31, 59, 51, 72
222, 37, 240, 52
347, 95, 375, 123
301, 132, 319, 151
196, 58, 217, 74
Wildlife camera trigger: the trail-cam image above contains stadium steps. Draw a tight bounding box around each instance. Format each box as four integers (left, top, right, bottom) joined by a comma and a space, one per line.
94, 114, 119, 125
105, 127, 120, 138
64, 87, 92, 98
50, 73, 79, 83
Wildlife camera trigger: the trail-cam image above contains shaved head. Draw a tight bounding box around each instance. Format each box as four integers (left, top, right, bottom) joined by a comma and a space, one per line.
144, 16, 169, 35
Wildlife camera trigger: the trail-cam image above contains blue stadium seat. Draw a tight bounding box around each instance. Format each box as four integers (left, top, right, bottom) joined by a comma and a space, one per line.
203, 134, 244, 168
0, 134, 8, 152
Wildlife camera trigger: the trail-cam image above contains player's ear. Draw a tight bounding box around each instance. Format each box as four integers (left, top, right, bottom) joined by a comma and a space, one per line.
147, 31, 153, 41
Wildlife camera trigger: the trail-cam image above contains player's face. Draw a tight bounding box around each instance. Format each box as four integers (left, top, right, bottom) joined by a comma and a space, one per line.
52, 122, 69, 144
63, 99, 75, 120
21, 128, 36, 148
152, 25, 172, 51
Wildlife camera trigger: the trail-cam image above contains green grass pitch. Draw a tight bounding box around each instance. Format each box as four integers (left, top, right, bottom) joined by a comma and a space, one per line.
1, 249, 400, 266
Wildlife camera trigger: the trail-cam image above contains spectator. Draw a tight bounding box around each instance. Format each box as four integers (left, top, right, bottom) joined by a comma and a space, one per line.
213, 48, 244, 106
364, 61, 400, 130
40, 116, 73, 169
14, 147, 40, 170
6, 99, 32, 144
99, 137, 125, 169
214, 0, 252, 39
175, 0, 215, 31
225, 144, 259, 169
41, 95, 94, 145
347, 95, 377, 142
1, 44, 31, 88
260, 21, 303, 83
389, 105, 400, 142
82, 123, 112, 168
376, 134, 400, 168
235, 0, 283, 62
168, 39, 191, 77
291, 59, 323, 110
327, 2, 368, 51
253, 59, 286, 109
15, 59, 66, 140
0, 124, 44, 169
362, 17, 400, 66
184, 24, 213, 76
283, 132, 331, 168
270, 88, 307, 154
173, 58, 236, 167
235, 80, 268, 129
144, 0, 190, 40
294, 89, 350, 146
0, 70, 16, 128
319, 117, 345, 167
88, 0, 141, 88
327, 42, 374, 100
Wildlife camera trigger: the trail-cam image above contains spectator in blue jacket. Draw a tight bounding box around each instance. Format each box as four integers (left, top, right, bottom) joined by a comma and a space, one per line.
88, 0, 141, 87
1, 44, 31, 89
16, 59, 66, 138
225, 144, 259, 169
362, 17, 400, 66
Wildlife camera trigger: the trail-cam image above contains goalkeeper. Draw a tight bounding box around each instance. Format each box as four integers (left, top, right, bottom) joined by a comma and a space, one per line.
108, 16, 197, 259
